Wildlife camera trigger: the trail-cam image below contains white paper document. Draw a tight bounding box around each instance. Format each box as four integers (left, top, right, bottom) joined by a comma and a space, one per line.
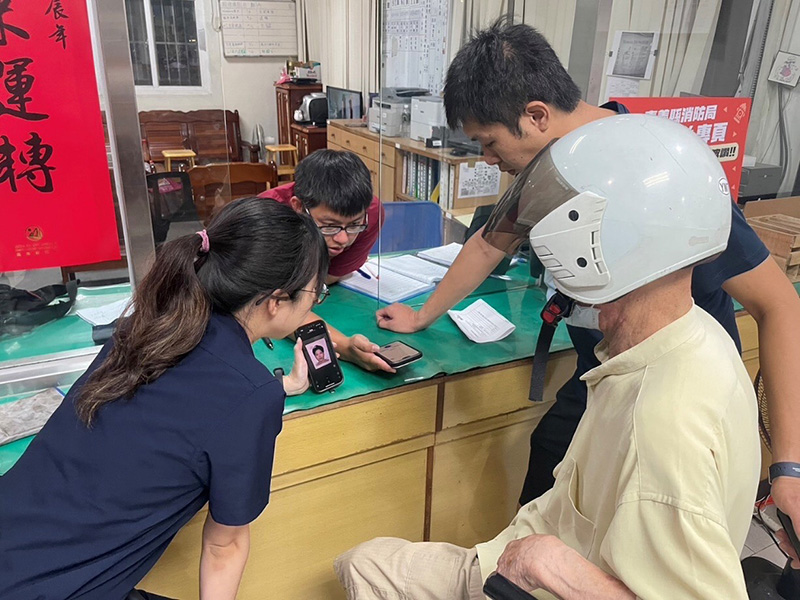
378, 255, 449, 284
339, 262, 434, 303
448, 299, 516, 343
417, 243, 463, 267
605, 76, 640, 101
458, 162, 501, 198
75, 298, 131, 326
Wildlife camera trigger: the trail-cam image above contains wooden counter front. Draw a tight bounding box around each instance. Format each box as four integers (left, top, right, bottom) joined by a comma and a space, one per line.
138, 352, 575, 599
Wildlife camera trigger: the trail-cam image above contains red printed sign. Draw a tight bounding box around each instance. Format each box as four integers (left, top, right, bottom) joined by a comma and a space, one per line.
610, 97, 752, 202
0, 0, 120, 272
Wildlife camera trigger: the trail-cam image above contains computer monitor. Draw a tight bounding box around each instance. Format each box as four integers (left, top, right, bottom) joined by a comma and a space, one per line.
327, 86, 363, 119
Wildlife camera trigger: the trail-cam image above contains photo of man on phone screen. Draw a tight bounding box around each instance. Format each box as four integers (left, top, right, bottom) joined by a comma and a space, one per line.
307, 341, 332, 369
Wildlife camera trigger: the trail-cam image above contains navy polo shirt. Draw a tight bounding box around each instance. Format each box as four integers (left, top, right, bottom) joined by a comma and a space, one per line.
0, 313, 284, 600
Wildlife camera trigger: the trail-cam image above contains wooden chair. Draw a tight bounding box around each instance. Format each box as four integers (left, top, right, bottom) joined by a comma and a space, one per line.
139, 109, 260, 168
187, 162, 279, 224
265, 144, 299, 182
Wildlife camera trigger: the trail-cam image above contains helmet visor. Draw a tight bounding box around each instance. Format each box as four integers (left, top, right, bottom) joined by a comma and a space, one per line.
482, 140, 581, 255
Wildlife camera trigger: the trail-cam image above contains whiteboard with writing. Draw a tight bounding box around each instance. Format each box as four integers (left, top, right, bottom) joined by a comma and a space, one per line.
220, 0, 298, 57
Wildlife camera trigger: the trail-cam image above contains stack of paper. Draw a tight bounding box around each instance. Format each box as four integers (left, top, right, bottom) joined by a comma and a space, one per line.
339, 261, 434, 303
75, 298, 131, 326
448, 299, 515, 343
339, 244, 463, 303
417, 242, 463, 267
377, 255, 449, 284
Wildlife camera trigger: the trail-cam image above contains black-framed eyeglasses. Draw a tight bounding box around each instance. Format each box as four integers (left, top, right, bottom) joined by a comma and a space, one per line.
306, 208, 368, 236
255, 283, 329, 306
299, 283, 329, 305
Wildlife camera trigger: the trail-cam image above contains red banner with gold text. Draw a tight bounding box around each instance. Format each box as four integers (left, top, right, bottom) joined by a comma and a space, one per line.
0, 0, 119, 272
610, 97, 752, 202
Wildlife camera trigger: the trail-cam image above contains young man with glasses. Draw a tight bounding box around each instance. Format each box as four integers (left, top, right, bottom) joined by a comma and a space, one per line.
259, 149, 394, 372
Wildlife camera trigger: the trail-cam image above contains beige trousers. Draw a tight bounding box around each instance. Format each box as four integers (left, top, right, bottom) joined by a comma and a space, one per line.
334, 537, 486, 600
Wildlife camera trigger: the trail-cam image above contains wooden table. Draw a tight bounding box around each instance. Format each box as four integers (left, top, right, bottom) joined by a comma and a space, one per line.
161, 149, 197, 172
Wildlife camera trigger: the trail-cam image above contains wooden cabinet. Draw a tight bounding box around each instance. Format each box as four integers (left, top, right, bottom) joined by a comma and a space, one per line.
290, 123, 328, 160
140, 386, 436, 599
736, 312, 772, 480
138, 352, 575, 599
328, 120, 397, 202
431, 353, 576, 548
275, 82, 322, 145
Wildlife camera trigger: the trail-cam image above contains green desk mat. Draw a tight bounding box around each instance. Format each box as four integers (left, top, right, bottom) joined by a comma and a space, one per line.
0, 285, 131, 363
1, 264, 569, 475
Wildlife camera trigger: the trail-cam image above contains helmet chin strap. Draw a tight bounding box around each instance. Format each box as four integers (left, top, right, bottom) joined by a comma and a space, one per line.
529, 291, 574, 402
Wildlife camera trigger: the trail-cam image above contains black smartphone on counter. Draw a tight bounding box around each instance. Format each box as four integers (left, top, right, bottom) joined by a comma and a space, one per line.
375, 341, 422, 369
295, 320, 344, 393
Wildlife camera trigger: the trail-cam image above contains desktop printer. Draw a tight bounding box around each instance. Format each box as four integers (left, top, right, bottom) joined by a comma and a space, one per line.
368, 87, 430, 137
294, 92, 328, 126
410, 97, 447, 141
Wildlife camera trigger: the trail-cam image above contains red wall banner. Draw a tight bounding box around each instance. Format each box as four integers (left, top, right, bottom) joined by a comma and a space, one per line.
610, 96, 752, 202
0, 0, 120, 272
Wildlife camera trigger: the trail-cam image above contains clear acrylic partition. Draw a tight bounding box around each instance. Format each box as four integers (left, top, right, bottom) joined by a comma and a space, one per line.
0, 0, 139, 399
367, 2, 517, 303
365, 0, 800, 304
4, 0, 800, 379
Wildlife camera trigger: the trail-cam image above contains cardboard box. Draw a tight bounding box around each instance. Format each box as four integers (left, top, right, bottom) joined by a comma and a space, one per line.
744, 197, 800, 282
742, 196, 800, 219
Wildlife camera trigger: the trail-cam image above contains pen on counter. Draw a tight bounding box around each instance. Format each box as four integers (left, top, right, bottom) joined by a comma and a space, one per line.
362, 264, 380, 279
263, 337, 274, 350
357, 268, 372, 280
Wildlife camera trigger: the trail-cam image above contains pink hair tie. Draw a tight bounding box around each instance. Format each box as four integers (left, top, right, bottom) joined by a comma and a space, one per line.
196, 229, 210, 254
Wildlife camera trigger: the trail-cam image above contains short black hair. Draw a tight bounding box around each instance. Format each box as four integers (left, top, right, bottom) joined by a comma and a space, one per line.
444, 20, 582, 135
312, 345, 324, 355
293, 149, 373, 217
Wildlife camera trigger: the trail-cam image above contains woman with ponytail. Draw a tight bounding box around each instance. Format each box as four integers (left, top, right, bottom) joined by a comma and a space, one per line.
0, 197, 329, 600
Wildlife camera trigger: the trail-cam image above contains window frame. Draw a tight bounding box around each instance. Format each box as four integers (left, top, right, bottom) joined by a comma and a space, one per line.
131, 0, 212, 95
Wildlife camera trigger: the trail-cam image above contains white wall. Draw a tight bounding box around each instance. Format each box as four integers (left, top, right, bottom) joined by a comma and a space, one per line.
134, 0, 288, 145
520, 0, 800, 194
746, 0, 800, 194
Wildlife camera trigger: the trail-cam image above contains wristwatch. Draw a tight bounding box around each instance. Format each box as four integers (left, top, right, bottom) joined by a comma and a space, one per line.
769, 462, 800, 483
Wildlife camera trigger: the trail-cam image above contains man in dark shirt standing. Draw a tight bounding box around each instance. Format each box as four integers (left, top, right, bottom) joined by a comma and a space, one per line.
376, 20, 800, 530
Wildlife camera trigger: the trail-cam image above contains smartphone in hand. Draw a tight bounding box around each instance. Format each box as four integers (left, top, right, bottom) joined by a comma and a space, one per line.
295, 320, 344, 393
375, 341, 423, 369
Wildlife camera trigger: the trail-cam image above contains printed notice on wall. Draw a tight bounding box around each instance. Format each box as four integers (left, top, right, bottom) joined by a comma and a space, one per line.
384, 0, 449, 95
220, 0, 297, 57
458, 162, 501, 199
0, 0, 119, 272
607, 31, 659, 80
605, 76, 640, 101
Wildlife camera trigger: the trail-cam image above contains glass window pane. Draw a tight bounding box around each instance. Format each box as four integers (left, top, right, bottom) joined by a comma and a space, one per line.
151, 0, 201, 87
124, 0, 152, 85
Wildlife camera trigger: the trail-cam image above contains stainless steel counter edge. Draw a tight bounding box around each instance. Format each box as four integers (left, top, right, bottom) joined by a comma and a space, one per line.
0, 347, 101, 399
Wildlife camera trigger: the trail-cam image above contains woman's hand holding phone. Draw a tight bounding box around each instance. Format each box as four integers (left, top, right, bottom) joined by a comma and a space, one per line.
282, 338, 310, 396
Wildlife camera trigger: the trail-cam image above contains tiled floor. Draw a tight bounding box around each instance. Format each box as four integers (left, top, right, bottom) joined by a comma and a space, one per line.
741, 517, 790, 566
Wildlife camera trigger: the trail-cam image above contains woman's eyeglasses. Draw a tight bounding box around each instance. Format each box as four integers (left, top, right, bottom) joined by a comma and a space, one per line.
255, 284, 329, 306
299, 283, 330, 305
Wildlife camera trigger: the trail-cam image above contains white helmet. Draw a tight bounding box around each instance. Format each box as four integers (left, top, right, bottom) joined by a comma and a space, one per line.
484, 114, 731, 304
